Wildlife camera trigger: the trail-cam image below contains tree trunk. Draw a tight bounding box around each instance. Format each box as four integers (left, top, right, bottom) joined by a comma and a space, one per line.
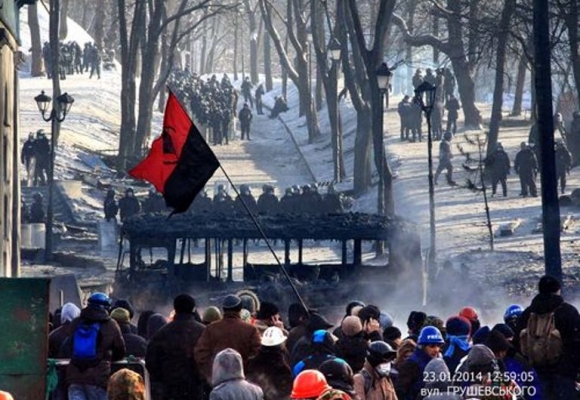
511, 54, 527, 116
264, 30, 272, 91
432, 13, 439, 64
353, 110, 372, 195
117, 0, 144, 169
233, 18, 239, 81
565, 0, 580, 106
59, 0, 69, 40
93, 3, 105, 50
204, 17, 219, 73
81, 0, 90, 29
199, 17, 207, 74
28, 4, 44, 77
487, 0, 516, 155
314, 0, 324, 111
244, 0, 259, 84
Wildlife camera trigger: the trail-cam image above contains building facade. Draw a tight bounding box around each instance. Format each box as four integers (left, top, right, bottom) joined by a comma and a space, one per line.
0, 1, 33, 277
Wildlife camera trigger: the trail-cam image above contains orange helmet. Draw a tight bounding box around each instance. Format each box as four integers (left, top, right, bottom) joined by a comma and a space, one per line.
459, 306, 479, 321
0, 392, 14, 400
291, 370, 331, 399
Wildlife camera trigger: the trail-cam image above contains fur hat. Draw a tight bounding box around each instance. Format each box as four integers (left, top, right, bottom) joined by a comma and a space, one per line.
110, 307, 131, 324
341, 316, 363, 337
107, 368, 146, 400
539, 275, 561, 294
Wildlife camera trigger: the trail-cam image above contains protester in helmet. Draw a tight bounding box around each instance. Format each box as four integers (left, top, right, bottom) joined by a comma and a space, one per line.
503, 304, 523, 334
246, 326, 293, 400
64, 292, 125, 400
209, 348, 263, 400
290, 370, 331, 399
353, 340, 398, 400
319, 358, 357, 398
459, 306, 481, 334
293, 330, 341, 377
395, 326, 444, 400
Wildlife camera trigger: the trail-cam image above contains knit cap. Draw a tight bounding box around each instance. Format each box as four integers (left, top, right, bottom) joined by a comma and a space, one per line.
110, 307, 131, 324
341, 316, 363, 336
446, 316, 471, 336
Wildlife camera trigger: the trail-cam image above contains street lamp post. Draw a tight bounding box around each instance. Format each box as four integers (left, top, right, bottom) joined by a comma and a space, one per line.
414, 81, 437, 267
329, 37, 342, 182
34, 90, 74, 261
376, 63, 392, 216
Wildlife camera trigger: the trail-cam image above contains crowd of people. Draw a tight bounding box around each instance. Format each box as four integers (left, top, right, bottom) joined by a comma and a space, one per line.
42, 41, 109, 80
42, 274, 580, 399
103, 183, 348, 222
398, 68, 459, 143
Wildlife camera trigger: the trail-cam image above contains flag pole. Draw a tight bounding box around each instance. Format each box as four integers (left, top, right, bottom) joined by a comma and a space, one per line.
218, 165, 310, 314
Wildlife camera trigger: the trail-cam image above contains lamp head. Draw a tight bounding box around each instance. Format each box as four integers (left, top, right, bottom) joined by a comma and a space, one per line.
376, 62, 392, 92
34, 90, 52, 115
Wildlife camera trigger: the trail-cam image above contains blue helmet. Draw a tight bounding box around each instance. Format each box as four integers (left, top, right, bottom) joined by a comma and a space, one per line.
88, 292, 112, 310
503, 304, 523, 322
417, 326, 445, 345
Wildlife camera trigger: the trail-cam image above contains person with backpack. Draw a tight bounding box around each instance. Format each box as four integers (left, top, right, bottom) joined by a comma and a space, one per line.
516, 275, 580, 399
64, 292, 125, 400
353, 341, 398, 400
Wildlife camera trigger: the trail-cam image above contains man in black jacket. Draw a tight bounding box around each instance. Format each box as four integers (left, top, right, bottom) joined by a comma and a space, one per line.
514, 142, 538, 197
516, 275, 580, 400
146, 294, 206, 400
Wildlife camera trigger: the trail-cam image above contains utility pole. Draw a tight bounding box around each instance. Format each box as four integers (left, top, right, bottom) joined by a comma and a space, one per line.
533, 0, 562, 280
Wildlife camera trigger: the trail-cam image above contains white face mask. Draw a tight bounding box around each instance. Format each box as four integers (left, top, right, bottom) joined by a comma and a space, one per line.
376, 362, 392, 377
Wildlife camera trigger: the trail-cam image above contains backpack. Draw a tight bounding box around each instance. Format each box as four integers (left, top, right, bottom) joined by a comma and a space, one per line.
71, 321, 102, 369
519, 310, 563, 366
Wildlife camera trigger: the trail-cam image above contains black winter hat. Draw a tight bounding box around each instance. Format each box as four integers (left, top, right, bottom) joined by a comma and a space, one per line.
407, 311, 427, 333
112, 299, 135, 319
539, 275, 561, 295
484, 330, 512, 354
358, 305, 381, 323
257, 302, 279, 320
491, 323, 514, 340
383, 326, 402, 342
307, 312, 333, 332
472, 326, 491, 345
173, 294, 196, 314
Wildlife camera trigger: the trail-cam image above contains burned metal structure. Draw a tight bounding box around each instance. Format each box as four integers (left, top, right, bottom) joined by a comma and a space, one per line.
115, 212, 422, 308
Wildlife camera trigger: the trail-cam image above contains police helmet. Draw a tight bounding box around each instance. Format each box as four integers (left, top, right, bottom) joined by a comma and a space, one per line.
88, 292, 112, 310
367, 341, 397, 366
107, 189, 115, 197
417, 326, 445, 345
33, 192, 43, 201
503, 304, 523, 323
443, 131, 453, 141
36, 129, 45, 137
285, 187, 293, 195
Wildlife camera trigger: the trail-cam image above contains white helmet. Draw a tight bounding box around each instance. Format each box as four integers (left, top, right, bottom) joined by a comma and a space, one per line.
261, 326, 287, 347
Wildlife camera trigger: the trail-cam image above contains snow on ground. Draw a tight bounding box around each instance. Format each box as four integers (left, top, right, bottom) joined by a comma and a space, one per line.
17, 7, 580, 319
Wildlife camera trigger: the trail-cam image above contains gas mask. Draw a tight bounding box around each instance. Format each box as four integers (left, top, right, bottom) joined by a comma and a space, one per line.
375, 362, 392, 378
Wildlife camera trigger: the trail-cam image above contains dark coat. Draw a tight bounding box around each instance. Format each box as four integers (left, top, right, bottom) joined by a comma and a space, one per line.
65, 307, 126, 389
395, 347, 433, 400
239, 108, 253, 126
335, 334, 369, 373
486, 149, 511, 179
48, 322, 74, 358
246, 346, 293, 400
119, 196, 141, 221
514, 148, 538, 174
555, 146, 572, 176
194, 311, 262, 381
257, 193, 279, 214
119, 323, 147, 358
445, 98, 460, 120
516, 293, 580, 378
146, 312, 206, 400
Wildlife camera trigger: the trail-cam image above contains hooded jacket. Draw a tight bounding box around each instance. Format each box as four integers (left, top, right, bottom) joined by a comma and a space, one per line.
395, 346, 433, 400
210, 348, 263, 400
516, 293, 580, 377
335, 333, 369, 373
422, 358, 462, 400
64, 306, 126, 388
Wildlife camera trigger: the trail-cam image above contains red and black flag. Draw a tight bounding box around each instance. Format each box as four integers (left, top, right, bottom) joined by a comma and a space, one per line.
129, 90, 219, 213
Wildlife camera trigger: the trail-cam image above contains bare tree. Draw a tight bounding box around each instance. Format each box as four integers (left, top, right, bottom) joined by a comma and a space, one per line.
28, 3, 44, 77
59, 0, 69, 39
259, 0, 321, 143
